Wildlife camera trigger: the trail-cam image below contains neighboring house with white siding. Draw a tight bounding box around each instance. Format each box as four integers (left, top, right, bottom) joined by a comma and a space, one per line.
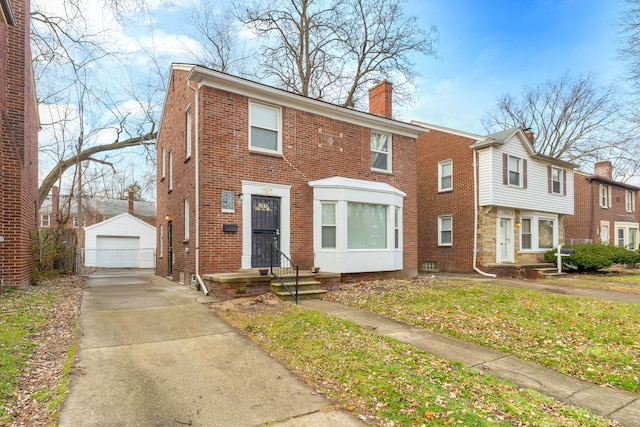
472, 127, 576, 273
84, 213, 156, 269
415, 123, 576, 277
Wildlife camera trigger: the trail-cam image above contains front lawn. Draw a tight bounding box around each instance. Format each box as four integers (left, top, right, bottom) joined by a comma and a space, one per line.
326, 279, 640, 395
219, 302, 618, 426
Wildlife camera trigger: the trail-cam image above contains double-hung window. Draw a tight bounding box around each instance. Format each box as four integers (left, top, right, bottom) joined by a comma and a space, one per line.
249, 101, 280, 153
438, 215, 452, 246
600, 185, 610, 208
184, 197, 190, 241
521, 218, 532, 250
520, 215, 557, 251
185, 106, 192, 160
41, 214, 50, 228
438, 160, 452, 192
551, 166, 562, 194
394, 207, 400, 249
371, 131, 391, 172
321, 202, 337, 249
168, 150, 173, 192
508, 155, 521, 186
626, 191, 636, 213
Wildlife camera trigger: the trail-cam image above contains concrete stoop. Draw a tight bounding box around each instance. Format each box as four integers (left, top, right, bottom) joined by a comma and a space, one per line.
534, 267, 566, 277
271, 272, 328, 300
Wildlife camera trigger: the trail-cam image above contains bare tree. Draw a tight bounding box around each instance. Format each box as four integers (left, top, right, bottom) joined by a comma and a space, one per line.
481, 72, 627, 171
619, 0, 640, 93
235, 0, 438, 110
32, 0, 161, 209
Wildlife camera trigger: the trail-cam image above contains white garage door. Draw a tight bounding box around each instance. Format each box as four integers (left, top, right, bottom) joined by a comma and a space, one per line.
96, 236, 140, 268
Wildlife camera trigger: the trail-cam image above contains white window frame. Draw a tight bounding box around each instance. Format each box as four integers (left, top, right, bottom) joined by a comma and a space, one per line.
321, 202, 337, 249
614, 221, 639, 250
508, 155, 522, 187
520, 218, 532, 250
249, 101, 282, 154
438, 215, 452, 246
519, 214, 558, 252
184, 196, 190, 241
161, 147, 166, 180
600, 185, 610, 208
600, 221, 610, 245
41, 214, 50, 228
159, 224, 163, 257
168, 150, 173, 192
371, 131, 392, 172
438, 159, 453, 192
394, 207, 400, 249
626, 191, 636, 213
185, 105, 192, 160
551, 166, 563, 195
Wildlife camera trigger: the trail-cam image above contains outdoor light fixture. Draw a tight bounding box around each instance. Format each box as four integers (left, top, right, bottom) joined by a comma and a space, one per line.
515, 220, 521, 228
165, 215, 172, 221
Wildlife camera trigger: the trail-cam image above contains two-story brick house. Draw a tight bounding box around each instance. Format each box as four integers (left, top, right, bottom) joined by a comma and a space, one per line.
0, 0, 39, 288
415, 123, 576, 276
156, 64, 425, 290
564, 161, 640, 249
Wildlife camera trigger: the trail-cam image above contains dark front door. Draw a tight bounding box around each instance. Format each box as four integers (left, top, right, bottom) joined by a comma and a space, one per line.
167, 220, 173, 276
251, 195, 280, 268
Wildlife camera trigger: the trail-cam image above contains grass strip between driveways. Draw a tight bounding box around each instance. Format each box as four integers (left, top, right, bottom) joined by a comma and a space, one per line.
0, 287, 55, 422
220, 306, 615, 426
327, 279, 640, 395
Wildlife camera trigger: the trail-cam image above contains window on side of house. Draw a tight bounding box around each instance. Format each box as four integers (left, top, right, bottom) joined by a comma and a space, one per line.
521, 218, 532, 250
159, 224, 163, 257
508, 155, 521, 186
184, 197, 190, 241
600, 185, 610, 208
601, 222, 610, 244
321, 202, 337, 249
630, 228, 638, 249
161, 147, 166, 180
168, 150, 173, 192
371, 131, 391, 172
626, 191, 636, 213
438, 159, 452, 192
249, 101, 281, 153
41, 214, 50, 228
185, 106, 192, 160
551, 166, 563, 194
438, 215, 452, 246
347, 202, 387, 249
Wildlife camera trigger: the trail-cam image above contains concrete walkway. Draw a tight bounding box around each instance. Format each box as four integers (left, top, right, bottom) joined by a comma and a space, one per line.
58, 270, 365, 427
300, 280, 640, 427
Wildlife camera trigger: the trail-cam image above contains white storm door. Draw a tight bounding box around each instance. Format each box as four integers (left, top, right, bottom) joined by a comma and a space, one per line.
498, 218, 514, 263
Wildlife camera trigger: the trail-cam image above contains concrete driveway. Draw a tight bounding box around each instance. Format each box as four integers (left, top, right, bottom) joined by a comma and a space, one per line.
58, 269, 364, 427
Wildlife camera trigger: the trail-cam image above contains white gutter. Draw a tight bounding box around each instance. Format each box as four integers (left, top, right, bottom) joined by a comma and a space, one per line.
472, 149, 497, 278
187, 77, 209, 296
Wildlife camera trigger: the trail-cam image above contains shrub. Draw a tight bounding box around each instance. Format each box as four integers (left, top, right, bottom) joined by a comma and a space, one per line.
545, 243, 640, 272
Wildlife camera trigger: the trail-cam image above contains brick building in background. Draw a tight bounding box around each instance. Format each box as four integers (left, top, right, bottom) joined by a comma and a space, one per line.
156, 64, 425, 290
564, 161, 640, 249
0, 0, 39, 288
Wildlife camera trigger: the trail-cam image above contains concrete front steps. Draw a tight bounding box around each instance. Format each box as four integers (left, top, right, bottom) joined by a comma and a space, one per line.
534, 267, 566, 277
271, 271, 328, 300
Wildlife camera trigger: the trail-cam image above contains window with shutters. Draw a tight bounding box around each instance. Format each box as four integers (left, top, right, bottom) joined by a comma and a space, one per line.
600, 185, 610, 208
503, 154, 526, 188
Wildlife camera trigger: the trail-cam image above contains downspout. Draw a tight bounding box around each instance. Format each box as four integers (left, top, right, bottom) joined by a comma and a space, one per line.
187, 77, 208, 295
472, 148, 497, 278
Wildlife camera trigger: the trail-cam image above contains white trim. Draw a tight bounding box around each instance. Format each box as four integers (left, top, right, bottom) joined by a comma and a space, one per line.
438, 215, 452, 246
185, 105, 192, 160
371, 130, 392, 172
249, 100, 282, 154
438, 159, 453, 192
241, 181, 291, 269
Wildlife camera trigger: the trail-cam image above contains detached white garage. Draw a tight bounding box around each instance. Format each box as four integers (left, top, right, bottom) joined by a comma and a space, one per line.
84, 213, 156, 269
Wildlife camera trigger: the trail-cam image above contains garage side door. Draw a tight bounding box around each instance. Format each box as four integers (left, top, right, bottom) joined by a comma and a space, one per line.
96, 236, 140, 268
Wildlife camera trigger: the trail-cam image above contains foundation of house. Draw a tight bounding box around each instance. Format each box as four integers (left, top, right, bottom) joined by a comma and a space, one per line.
482, 263, 556, 279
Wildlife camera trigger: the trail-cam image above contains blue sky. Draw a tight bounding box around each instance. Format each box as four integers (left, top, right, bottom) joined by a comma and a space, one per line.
400, 0, 625, 133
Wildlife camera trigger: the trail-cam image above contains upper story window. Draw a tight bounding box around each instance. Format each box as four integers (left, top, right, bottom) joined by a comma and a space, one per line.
600, 185, 610, 208
626, 191, 636, 213
161, 147, 166, 180
185, 106, 192, 160
41, 214, 50, 228
503, 154, 527, 188
508, 155, 521, 186
184, 197, 190, 240
438, 215, 452, 246
168, 150, 173, 192
438, 159, 452, 192
371, 131, 391, 172
72, 217, 86, 228
550, 166, 563, 195
249, 101, 281, 153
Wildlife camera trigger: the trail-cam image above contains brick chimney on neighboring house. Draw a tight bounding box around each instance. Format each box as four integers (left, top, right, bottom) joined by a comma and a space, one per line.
594, 160, 613, 179
128, 190, 134, 215
368, 80, 393, 119
523, 128, 535, 145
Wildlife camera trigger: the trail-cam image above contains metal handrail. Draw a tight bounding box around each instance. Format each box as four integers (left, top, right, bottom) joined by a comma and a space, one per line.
270, 242, 299, 305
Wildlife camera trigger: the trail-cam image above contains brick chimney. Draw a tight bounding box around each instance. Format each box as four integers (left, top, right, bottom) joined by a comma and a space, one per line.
368, 80, 393, 119
128, 190, 134, 215
52, 186, 59, 227
594, 161, 613, 179
523, 128, 535, 145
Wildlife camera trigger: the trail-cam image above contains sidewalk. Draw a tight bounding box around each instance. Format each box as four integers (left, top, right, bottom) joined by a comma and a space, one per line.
58, 270, 366, 427
299, 297, 640, 427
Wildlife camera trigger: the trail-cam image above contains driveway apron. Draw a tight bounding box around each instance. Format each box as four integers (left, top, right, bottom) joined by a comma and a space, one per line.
58, 270, 364, 427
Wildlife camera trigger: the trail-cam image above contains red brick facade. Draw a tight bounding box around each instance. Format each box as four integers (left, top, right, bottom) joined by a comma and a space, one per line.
416, 126, 478, 272
564, 163, 640, 247
0, 0, 39, 288
156, 66, 422, 284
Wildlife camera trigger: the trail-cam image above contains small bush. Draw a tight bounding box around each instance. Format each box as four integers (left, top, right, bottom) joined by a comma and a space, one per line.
545, 243, 640, 272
